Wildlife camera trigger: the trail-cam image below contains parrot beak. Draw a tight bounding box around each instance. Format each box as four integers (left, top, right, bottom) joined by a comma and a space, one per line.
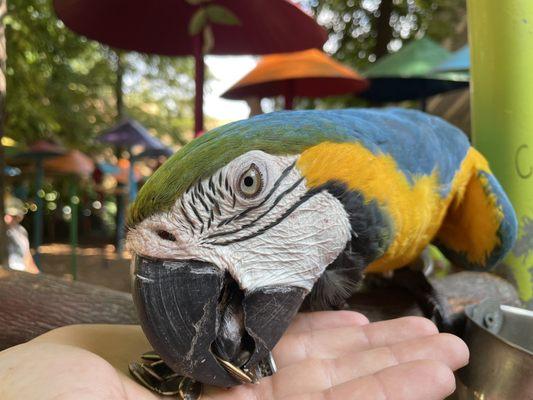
133, 255, 306, 387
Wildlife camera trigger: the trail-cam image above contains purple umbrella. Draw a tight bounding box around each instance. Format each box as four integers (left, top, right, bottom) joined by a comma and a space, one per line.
97, 119, 171, 251
97, 119, 168, 151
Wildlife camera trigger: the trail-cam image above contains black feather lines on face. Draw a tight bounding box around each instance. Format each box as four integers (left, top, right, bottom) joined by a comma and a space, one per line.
303, 181, 393, 311
179, 162, 301, 243
179, 170, 228, 235
204, 162, 310, 246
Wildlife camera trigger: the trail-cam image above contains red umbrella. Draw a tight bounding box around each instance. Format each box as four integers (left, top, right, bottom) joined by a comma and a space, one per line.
222, 49, 369, 109
14, 140, 65, 159
44, 150, 95, 178
53, 0, 327, 135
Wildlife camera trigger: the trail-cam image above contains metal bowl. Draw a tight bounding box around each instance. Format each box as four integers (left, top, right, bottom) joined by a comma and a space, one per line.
456, 299, 533, 399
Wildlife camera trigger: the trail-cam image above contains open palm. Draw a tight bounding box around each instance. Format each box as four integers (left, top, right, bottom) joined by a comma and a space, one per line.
0, 311, 468, 400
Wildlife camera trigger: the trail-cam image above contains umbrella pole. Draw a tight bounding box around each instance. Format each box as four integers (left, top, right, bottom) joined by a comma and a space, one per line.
194, 34, 205, 137
115, 190, 126, 254
32, 158, 44, 268
69, 180, 78, 280
128, 157, 137, 202
284, 80, 295, 110
115, 149, 129, 255
467, 0, 533, 305
420, 98, 427, 112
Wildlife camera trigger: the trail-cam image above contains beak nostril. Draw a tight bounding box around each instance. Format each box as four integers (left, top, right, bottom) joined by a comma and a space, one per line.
156, 230, 176, 242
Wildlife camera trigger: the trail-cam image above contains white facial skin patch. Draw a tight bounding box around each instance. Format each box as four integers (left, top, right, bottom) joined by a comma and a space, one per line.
127, 150, 351, 292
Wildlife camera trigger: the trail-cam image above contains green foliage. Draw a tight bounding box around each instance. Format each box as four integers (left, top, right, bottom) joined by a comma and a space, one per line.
205, 5, 240, 26
122, 53, 196, 146
311, 0, 464, 68
5, 0, 197, 150
304, 0, 465, 109
5, 0, 116, 148
188, 3, 240, 36
188, 3, 240, 54
189, 8, 208, 36
185, 0, 210, 5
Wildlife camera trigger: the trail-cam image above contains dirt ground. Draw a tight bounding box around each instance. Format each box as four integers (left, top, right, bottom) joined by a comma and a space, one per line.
38, 244, 132, 293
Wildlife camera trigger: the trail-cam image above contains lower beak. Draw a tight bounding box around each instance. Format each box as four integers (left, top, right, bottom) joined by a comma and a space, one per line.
133, 256, 306, 387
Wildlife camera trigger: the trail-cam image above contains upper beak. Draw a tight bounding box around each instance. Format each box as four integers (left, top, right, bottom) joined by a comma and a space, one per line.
133, 255, 306, 387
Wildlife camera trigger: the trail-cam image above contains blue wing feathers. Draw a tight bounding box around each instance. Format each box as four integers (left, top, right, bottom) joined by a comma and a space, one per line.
235, 108, 471, 192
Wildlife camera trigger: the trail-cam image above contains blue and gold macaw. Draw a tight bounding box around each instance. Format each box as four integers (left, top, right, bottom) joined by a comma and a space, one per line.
127, 108, 517, 387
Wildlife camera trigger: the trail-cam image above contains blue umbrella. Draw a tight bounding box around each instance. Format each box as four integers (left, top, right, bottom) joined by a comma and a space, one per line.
3, 166, 21, 177
433, 46, 470, 73
95, 162, 121, 175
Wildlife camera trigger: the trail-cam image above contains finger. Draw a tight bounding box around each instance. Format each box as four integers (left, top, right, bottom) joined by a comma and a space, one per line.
286, 311, 369, 334
391, 333, 469, 371
266, 333, 468, 397
274, 316, 438, 367
120, 374, 162, 400
284, 360, 456, 400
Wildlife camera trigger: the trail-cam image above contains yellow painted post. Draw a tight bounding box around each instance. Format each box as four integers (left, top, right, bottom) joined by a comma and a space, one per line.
467, 0, 533, 306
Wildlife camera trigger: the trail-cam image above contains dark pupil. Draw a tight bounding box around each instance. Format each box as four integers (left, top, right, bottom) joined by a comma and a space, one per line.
243, 176, 254, 187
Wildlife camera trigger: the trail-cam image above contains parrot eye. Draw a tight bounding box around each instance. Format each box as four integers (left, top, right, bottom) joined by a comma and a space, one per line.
237, 163, 264, 199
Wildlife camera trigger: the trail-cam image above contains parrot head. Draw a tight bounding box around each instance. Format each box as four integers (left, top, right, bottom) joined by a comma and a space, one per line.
127, 111, 376, 387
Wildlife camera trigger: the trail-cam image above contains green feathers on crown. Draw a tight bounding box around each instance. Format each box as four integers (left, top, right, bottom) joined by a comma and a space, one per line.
127, 111, 348, 227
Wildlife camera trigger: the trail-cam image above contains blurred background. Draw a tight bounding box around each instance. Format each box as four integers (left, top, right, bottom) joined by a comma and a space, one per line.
0, 0, 497, 292
2, 3, 533, 397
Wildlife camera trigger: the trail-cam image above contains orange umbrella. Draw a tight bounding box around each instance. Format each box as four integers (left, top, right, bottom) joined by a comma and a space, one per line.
222, 49, 369, 109
114, 158, 142, 185
44, 150, 95, 178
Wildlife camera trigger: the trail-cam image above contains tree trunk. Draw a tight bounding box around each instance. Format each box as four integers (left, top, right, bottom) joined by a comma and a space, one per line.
0, 0, 8, 269
246, 97, 263, 117
373, 0, 393, 59
0, 270, 138, 350
1, 268, 519, 351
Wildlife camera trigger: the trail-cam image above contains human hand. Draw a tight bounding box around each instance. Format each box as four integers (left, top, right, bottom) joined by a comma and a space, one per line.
0, 312, 468, 400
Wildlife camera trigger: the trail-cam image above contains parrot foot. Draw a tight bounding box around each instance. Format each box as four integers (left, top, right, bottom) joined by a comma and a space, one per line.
129, 351, 202, 399
391, 268, 452, 331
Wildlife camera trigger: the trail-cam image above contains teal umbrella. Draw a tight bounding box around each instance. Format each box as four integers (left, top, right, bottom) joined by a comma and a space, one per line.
361, 38, 469, 108
45, 150, 95, 280
12, 141, 65, 266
